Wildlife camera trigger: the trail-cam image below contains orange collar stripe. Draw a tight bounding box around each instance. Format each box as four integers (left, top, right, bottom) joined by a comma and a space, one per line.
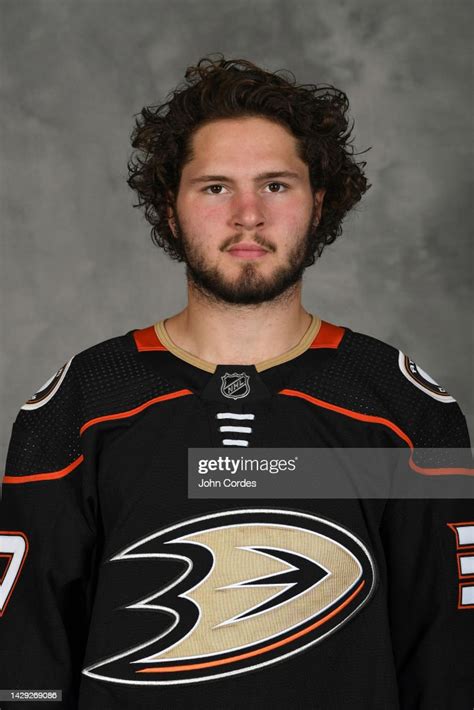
133, 325, 166, 351
310, 321, 345, 349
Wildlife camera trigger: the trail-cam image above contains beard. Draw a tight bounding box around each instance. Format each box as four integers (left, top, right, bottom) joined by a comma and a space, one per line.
174, 208, 319, 306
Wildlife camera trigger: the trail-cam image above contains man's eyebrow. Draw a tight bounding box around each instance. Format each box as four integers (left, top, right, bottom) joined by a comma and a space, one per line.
188, 171, 302, 185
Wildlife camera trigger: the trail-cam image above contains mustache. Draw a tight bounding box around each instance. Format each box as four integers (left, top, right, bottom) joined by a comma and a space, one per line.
222, 236, 275, 252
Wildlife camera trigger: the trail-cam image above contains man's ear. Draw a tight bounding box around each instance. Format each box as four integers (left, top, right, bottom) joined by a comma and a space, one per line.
166, 192, 177, 238
314, 188, 326, 223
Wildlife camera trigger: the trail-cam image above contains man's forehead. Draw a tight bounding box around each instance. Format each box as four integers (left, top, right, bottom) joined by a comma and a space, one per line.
191, 117, 299, 151
183, 119, 306, 178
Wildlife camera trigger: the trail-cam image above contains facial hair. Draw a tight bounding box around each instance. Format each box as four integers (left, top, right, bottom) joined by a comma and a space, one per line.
174, 207, 319, 306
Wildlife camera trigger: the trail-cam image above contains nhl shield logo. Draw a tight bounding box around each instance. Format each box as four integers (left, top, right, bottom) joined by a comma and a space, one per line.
220, 372, 250, 400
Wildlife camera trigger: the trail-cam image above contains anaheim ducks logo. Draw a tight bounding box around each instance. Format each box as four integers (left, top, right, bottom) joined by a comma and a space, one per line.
21, 357, 73, 410
82, 508, 377, 686
398, 351, 455, 403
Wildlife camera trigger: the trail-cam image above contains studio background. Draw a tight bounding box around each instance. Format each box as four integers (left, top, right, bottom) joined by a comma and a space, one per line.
1, 0, 472, 467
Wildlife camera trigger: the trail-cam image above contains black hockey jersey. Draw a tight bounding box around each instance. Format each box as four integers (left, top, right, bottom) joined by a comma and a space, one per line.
1, 314, 473, 709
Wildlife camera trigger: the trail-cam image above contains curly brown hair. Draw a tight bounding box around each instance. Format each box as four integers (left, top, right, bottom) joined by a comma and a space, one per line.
127, 53, 371, 265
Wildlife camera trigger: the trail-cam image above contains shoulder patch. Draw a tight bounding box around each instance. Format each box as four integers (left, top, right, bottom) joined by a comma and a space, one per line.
397, 351, 455, 403
21, 357, 74, 410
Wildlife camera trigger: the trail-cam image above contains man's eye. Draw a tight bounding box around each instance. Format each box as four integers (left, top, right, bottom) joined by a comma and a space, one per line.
265, 182, 287, 192
203, 182, 288, 195
203, 185, 226, 194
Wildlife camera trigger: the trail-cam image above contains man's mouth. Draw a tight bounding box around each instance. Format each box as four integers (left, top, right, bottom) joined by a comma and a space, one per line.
227, 243, 270, 259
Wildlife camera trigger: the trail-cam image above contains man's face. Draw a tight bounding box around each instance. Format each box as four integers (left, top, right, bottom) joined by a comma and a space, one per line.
170, 116, 325, 305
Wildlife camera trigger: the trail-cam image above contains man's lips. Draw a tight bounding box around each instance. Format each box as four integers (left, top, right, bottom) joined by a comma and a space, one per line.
227, 243, 270, 258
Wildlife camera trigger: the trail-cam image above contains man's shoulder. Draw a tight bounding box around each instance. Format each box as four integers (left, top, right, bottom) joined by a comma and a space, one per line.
71, 327, 137, 379
332, 322, 456, 403
68, 324, 179, 423
14, 324, 174, 429
5, 325, 171, 480
19, 328, 135, 407
306, 320, 471, 448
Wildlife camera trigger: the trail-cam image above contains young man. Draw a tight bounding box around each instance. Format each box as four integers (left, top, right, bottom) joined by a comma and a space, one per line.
1, 56, 473, 709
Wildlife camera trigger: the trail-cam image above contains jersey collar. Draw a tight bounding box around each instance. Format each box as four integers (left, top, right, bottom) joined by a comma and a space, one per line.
133, 314, 345, 374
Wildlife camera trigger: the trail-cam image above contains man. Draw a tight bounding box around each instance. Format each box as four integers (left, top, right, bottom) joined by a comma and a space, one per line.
1, 55, 472, 709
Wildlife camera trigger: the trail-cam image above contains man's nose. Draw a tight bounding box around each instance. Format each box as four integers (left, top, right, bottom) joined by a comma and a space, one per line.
231, 193, 266, 229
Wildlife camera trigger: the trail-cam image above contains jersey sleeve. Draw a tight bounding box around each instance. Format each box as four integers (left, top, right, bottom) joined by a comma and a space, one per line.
0, 358, 99, 709
380, 391, 474, 709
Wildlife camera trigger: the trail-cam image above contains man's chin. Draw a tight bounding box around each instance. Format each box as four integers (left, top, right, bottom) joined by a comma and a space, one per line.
186, 270, 302, 305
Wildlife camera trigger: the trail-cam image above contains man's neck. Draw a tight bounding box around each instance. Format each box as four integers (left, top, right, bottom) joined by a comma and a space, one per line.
162, 297, 313, 366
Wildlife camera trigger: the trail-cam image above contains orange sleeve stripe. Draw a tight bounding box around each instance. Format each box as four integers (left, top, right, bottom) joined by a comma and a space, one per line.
3, 455, 84, 484
408, 460, 474, 476
3, 390, 194, 484
79, 389, 194, 434
279, 388, 474, 476
279, 387, 413, 442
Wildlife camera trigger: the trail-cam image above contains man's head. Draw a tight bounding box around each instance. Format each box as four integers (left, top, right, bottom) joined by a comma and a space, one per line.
127, 55, 370, 304
170, 115, 325, 305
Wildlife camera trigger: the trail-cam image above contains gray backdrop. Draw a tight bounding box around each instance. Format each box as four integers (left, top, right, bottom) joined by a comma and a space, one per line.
1, 0, 472, 467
